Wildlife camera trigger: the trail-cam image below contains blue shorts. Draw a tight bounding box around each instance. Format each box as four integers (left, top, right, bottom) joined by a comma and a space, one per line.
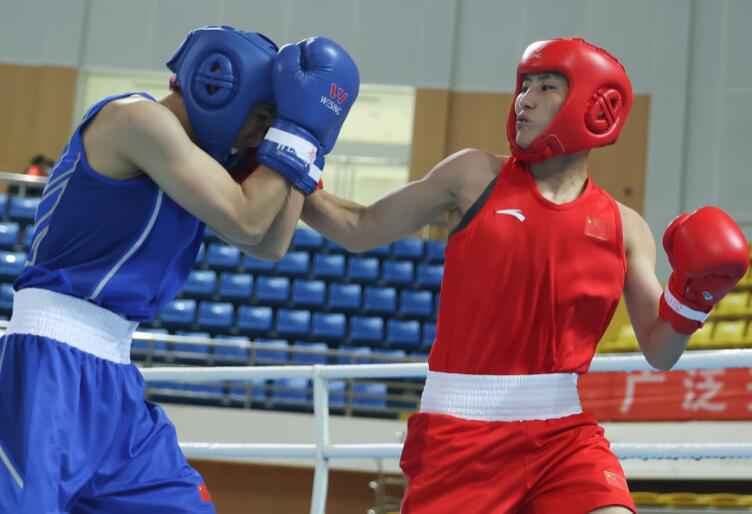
0, 333, 216, 514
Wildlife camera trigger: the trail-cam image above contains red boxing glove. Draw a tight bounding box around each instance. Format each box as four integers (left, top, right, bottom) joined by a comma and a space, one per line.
659, 206, 750, 334
315, 177, 324, 191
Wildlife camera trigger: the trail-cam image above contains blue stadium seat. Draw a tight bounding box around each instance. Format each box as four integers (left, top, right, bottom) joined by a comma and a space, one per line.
255, 276, 290, 305
365, 244, 391, 258
381, 260, 414, 286
159, 299, 196, 329
363, 287, 397, 315
243, 254, 276, 273
253, 339, 289, 364
327, 283, 361, 312
375, 349, 407, 363
23, 229, 34, 249
275, 251, 310, 277
0, 251, 25, 279
271, 378, 311, 406
422, 322, 436, 348
349, 316, 384, 345
312, 254, 345, 280
336, 346, 372, 364
194, 243, 206, 267
386, 319, 421, 349
0, 283, 13, 313
132, 328, 169, 358
323, 238, 348, 253
347, 257, 379, 283
9, 197, 39, 223
291, 342, 329, 365
173, 331, 211, 360
276, 309, 311, 337
206, 243, 241, 270
203, 226, 219, 242
236, 305, 273, 334
213, 335, 251, 364
425, 240, 446, 263
416, 264, 443, 290
182, 270, 217, 298
0, 194, 7, 219
197, 301, 234, 331
352, 382, 387, 408
328, 380, 346, 408
218, 272, 253, 301
311, 312, 346, 340
292, 227, 324, 251
399, 290, 433, 318
227, 378, 267, 403
0, 222, 19, 249
291, 279, 326, 308
392, 239, 424, 260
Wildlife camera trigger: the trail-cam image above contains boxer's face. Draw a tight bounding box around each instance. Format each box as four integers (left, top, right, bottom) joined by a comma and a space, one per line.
514, 72, 568, 148
230, 102, 275, 155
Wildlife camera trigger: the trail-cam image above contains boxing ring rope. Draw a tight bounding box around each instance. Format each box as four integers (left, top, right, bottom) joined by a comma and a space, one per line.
140, 349, 752, 514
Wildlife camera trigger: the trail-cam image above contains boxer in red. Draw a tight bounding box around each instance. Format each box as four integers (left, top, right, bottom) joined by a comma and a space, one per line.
302, 38, 749, 513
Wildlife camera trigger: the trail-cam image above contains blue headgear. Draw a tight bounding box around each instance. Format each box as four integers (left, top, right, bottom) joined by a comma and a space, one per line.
167, 26, 277, 165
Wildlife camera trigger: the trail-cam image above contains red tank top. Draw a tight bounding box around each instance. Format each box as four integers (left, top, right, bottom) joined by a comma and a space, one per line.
428, 157, 626, 375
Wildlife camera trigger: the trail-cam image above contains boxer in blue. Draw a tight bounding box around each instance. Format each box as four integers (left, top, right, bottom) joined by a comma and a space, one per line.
0, 25, 359, 513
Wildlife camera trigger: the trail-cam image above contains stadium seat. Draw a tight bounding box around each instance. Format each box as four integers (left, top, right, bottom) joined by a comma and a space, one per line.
0, 251, 25, 279
276, 309, 311, 337
424, 240, 446, 263
159, 299, 196, 329
0, 194, 7, 219
327, 283, 361, 312
291, 342, 329, 365
218, 272, 253, 301
275, 251, 310, 277
347, 257, 379, 283
206, 243, 241, 270
328, 380, 346, 408
271, 378, 311, 406
236, 305, 273, 334
311, 312, 346, 340
173, 331, 211, 360
182, 270, 217, 298
0, 222, 19, 249
23, 228, 34, 249
323, 238, 348, 253
381, 260, 414, 286
312, 253, 346, 280
711, 320, 747, 348
363, 287, 397, 315
336, 346, 372, 364
0, 283, 13, 313
9, 197, 39, 222
255, 276, 290, 305
212, 335, 251, 364
227, 377, 267, 403
687, 322, 714, 350
253, 339, 289, 364
243, 254, 275, 273
197, 301, 234, 331
422, 322, 436, 348
415, 264, 443, 290
292, 227, 324, 251
352, 382, 387, 408
194, 243, 206, 267
365, 244, 391, 258
386, 319, 421, 348
349, 316, 384, 345
399, 290, 433, 318
291, 279, 326, 308
392, 239, 424, 260
714, 292, 750, 316
132, 328, 169, 360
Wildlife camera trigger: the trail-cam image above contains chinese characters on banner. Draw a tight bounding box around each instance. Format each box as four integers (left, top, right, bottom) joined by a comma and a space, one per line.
578, 368, 752, 420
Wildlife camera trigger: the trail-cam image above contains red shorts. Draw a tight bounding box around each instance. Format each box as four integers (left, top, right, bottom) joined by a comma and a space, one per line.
399, 412, 636, 514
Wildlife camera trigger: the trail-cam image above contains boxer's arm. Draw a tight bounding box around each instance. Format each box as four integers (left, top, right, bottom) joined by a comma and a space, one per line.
222, 189, 305, 260
301, 149, 482, 251
621, 205, 689, 370
117, 100, 291, 246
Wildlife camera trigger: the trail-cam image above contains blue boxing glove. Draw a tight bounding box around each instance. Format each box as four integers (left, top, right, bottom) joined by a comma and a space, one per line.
257, 37, 359, 194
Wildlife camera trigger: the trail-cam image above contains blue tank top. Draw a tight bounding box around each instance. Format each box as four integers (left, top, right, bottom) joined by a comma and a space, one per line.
15, 92, 206, 321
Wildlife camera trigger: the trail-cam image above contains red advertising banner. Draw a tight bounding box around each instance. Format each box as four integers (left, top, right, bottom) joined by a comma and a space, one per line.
578, 368, 752, 421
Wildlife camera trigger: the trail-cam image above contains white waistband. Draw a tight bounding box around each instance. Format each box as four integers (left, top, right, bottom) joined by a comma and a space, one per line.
420, 370, 582, 421
6, 288, 138, 364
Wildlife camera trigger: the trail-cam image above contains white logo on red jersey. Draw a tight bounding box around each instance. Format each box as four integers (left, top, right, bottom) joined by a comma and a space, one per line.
495, 209, 525, 222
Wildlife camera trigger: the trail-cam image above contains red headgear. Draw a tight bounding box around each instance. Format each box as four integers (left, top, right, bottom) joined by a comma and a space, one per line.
506, 38, 633, 163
